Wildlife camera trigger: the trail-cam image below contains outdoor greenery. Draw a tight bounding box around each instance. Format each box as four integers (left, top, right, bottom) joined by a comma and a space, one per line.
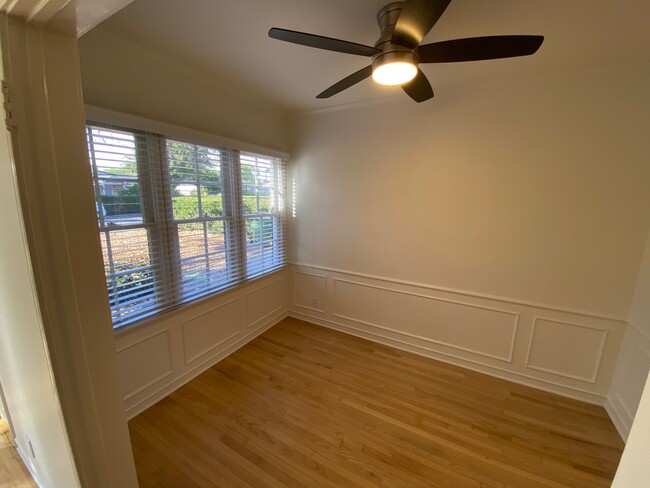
102, 187, 270, 220
167, 141, 222, 190
171, 194, 268, 220
102, 184, 141, 216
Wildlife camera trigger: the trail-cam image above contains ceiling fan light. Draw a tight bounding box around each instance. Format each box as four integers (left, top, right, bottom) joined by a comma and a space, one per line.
371, 50, 419, 86
372, 61, 417, 85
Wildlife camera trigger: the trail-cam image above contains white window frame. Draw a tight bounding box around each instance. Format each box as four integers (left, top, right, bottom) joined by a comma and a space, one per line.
85, 106, 288, 329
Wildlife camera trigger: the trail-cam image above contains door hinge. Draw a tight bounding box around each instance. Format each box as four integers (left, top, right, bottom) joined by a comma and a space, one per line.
1, 81, 16, 132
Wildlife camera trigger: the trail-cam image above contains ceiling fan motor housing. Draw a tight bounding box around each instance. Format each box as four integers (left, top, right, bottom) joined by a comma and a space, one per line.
372, 2, 419, 74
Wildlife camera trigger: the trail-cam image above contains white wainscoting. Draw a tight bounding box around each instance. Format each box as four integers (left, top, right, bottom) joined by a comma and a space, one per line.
606, 324, 650, 441
115, 269, 289, 419
332, 278, 520, 363
293, 271, 326, 313
525, 318, 608, 383
114, 263, 633, 426
289, 264, 626, 405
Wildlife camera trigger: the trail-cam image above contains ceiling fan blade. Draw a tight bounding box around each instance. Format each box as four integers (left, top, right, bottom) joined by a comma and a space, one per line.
402, 68, 434, 103
392, 0, 452, 49
316, 66, 373, 99
269, 28, 380, 57
419, 35, 544, 63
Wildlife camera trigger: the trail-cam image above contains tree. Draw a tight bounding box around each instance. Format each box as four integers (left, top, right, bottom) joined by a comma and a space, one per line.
167, 141, 221, 193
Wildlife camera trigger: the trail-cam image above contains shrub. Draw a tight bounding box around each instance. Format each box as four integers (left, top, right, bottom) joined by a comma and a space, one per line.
172, 195, 223, 219
172, 194, 260, 219
101, 194, 141, 215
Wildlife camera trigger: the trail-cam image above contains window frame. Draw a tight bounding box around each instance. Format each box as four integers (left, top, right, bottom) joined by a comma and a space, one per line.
85, 110, 288, 330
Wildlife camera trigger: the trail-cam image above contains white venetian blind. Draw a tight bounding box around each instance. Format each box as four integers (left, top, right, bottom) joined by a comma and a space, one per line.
86, 123, 287, 328
86, 125, 160, 324
241, 152, 287, 279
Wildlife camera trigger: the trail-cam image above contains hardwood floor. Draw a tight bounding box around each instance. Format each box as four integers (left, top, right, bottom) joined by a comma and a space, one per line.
129, 317, 624, 487
0, 419, 37, 488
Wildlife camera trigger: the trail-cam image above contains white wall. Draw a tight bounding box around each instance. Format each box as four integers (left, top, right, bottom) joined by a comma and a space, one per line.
0, 23, 79, 487
2, 15, 139, 487
288, 63, 650, 404
612, 374, 650, 486
0, 136, 79, 488
607, 229, 650, 439
79, 27, 288, 153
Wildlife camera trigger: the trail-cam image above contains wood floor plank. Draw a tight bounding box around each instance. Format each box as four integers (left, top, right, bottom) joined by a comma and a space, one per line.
0, 419, 37, 488
129, 317, 623, 487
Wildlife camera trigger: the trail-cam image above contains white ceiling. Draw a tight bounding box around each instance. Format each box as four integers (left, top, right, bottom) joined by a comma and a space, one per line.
93, 0, 650, 112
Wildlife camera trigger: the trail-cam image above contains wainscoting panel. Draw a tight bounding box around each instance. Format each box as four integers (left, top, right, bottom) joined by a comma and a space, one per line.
526, 318, 607, 383
117, 331, 173, 400
293, 271, 326, 313
332, 278, 519, 362
182, 298, 242, 365
115, 269, 289, 418
290, 263, 626, 405
246, 279, 285, 328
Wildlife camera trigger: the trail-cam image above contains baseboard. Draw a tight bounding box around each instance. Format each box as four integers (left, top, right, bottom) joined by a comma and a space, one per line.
288, 310, 608, 406
125, 310, 288, 420
605, 395, 632, 442
15, 442, 45, 488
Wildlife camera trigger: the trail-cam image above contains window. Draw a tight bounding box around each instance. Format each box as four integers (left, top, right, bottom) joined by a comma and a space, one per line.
241, 153, 285, 278
86, 123, 286, 328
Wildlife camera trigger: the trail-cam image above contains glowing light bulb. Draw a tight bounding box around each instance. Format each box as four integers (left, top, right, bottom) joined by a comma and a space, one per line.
372, 62, 417, 86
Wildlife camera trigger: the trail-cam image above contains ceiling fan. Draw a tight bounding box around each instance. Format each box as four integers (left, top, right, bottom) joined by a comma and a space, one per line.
269, 0, 544, 103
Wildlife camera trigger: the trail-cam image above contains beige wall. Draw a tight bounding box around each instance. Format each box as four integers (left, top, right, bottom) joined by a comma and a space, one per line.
289, 64, 650, 319
607, 229, 650, 439
79, 27, 288, 152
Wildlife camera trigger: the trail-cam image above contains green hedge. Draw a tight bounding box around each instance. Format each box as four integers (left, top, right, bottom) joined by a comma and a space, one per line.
101, 194, 267, 219
242, 195, 259, 213
172, 195, 222, 219
171, 195, 261, 220
101, 194, 141, 216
